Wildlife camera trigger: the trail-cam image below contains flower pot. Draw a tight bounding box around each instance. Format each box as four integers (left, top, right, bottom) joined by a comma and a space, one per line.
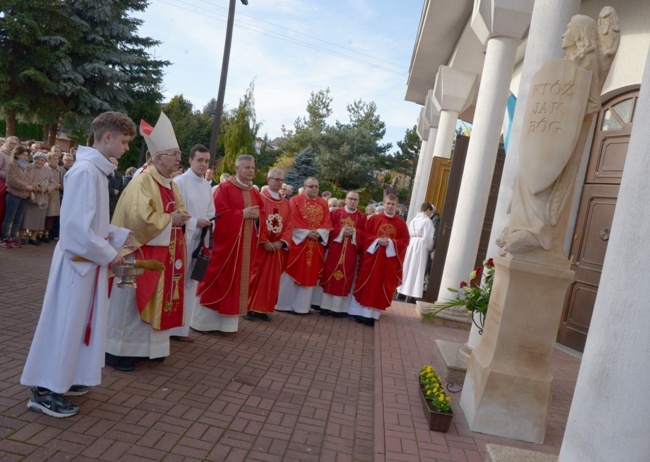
418, 384, 453, 432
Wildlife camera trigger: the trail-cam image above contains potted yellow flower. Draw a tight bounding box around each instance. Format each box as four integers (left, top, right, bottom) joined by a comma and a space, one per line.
418, 365, 453, 432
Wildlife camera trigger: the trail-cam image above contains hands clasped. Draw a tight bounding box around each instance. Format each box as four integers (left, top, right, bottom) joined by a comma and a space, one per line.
171, 211, 191, 227
243, 205, 259, 219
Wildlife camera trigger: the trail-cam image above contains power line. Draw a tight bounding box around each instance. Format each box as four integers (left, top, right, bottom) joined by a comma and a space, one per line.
195, 0, 405, 70
154, 0, 408, 76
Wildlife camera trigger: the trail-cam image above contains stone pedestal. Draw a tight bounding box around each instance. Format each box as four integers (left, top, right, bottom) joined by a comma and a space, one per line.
460, 255, 574, 443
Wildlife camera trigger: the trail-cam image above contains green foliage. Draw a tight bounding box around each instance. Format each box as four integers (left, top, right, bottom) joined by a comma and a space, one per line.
284, 146, 319, 190
216, 82, 260, 175
280, 88, 332, 156
164, 95, 212, 165
253, 135, 282, 184
318, 123, 376, 189
0, 0, 168, 141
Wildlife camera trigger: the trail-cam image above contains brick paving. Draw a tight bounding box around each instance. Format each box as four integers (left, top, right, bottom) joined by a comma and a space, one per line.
0, 244, 580, 461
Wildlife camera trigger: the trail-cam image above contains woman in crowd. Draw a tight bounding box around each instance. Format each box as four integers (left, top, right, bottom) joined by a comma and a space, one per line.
43, 150, 64, 242
1, 146, 35, 248
20, 152, 54, 246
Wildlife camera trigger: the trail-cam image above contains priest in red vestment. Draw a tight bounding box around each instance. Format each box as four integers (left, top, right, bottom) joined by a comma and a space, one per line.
193, 154, 263, 333
275, 177, 333, 314
106, 112, 191, 371
319, 190, 366, 316
246, 168, 292, 321
350, 194, 410, 326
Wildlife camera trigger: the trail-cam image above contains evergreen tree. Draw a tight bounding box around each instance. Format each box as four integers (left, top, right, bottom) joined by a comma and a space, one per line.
216, 82, 260, 175
318, 123, 376, 189
285, 146, 319, 190
0, 1, 69, 135
281, 88, 333, 156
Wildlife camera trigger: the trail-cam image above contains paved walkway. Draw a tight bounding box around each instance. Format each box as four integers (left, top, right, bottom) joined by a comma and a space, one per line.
0, 244, 580, 461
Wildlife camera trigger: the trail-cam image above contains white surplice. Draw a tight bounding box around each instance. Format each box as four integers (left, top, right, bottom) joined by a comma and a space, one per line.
169, 169, 215, 337
397, 212, 434, 298
275, 227, 330, 314
21, 147, 129, 394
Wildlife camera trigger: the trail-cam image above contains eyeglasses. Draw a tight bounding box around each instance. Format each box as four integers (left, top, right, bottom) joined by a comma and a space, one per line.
158, 151, 182, 158
269, 177, 284, 182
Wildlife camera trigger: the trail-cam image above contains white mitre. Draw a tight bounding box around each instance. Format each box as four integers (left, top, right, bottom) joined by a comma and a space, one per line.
140, 112, 179, 155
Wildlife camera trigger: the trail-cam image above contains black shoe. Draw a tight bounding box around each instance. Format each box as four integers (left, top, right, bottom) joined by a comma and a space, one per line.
364, 318, 375, 327
28, 239, 40, 246
252, 312, 271, 322
65, 385, 91, 396
244, 313, 255, 321
27, 387, 79, 418
148, 357, 165, 363
40, 236, 50, 243
105, 353, 136, 372
320, 309, 331, 317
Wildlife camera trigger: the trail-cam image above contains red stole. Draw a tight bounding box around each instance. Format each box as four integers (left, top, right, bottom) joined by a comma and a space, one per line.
285, 195, 332, 286
353, 213, 410, 310
135, 182, 186, 330
248, 190, 292, 313
197, 179, 262, 315
321, 208, 367, 297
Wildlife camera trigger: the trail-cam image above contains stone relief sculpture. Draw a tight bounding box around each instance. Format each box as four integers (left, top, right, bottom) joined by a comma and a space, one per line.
497, 7, 620, 264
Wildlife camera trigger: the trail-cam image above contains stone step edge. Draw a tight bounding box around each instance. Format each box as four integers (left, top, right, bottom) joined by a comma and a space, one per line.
485, 444, 558, 462
416, 300, 472, 330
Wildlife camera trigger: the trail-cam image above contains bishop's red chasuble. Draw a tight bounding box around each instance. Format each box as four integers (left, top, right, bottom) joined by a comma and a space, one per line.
197, 179, 262, 316
320, 208, 366, 297
111, 165, 188, 330
248, 190, 292, 313
285, 195, 332, 287
353, 213, 409, 310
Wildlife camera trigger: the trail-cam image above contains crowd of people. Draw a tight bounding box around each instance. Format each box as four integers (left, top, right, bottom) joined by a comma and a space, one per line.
9, 110, 439, 420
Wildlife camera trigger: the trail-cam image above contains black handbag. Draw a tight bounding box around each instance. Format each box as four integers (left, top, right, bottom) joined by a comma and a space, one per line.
190, 223, 213, 282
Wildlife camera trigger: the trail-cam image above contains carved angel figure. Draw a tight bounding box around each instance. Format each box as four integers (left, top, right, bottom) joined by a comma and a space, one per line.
497, 8, 620, 263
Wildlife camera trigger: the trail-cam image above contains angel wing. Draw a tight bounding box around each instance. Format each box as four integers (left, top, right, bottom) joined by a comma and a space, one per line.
597, 6, 621, 87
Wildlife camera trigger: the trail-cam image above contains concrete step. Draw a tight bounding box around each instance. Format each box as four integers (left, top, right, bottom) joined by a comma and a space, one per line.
485, 444, 558, 462
433, 339, 468, 385
416, 301, 472, 330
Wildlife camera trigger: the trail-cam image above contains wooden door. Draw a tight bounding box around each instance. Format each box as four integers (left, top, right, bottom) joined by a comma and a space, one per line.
426, 156, 452, 216
557, 91, 638, 351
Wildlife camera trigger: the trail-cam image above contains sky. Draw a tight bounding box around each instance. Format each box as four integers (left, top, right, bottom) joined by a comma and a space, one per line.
135, 0, 425, 151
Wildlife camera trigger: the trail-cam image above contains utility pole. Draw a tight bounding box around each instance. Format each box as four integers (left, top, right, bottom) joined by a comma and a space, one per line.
209, 0, 249, 166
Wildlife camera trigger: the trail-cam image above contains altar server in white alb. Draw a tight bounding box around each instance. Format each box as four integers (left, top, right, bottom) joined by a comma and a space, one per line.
169, 144, 215, 341
397, 202, 436, 300
21, 112, 135, 418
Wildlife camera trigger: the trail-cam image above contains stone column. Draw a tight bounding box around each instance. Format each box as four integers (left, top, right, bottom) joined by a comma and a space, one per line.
558, 45, 650, 462
437, 0, 533, 306
408, 93, 440, 222
407, 108, 430, 223
486, 0, 582, 258
431, 66, 477, 164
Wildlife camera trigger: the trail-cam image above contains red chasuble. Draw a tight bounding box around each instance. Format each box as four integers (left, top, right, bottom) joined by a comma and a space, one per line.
197, 179, 262, 316
135, 182, 186, 330
248, 190, 292, 313
285, 195, 333, 287
353, 213, 410, 310
320, 208, 367, 297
